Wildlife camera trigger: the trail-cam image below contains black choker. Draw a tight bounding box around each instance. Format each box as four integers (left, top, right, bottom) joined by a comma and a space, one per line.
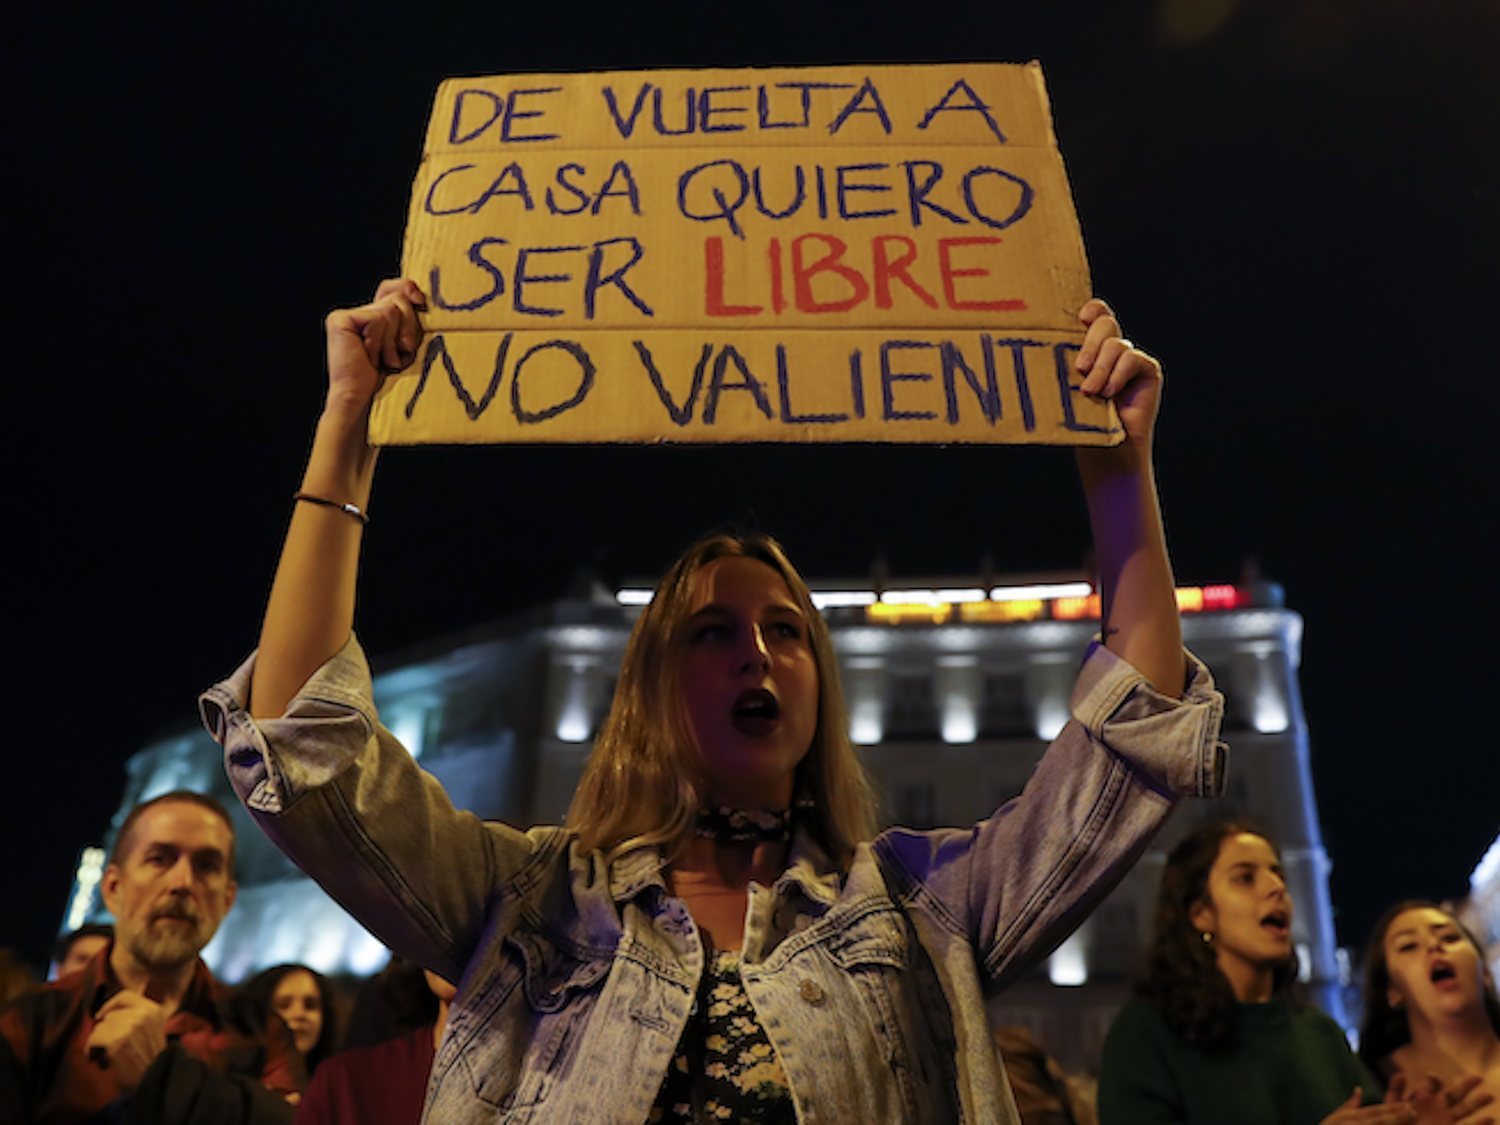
695, 805, 794, 845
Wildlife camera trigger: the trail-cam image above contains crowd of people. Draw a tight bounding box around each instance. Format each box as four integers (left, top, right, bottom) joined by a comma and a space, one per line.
2, 795, 1493, 1123
2, 278, 1496, 1123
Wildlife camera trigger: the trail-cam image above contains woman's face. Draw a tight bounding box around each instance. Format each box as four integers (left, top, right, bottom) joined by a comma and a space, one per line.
1382, 907, 1489, 1023
677, 555, 819, 810
272, 969, 324, 1057
1190, 832, 1294, 1000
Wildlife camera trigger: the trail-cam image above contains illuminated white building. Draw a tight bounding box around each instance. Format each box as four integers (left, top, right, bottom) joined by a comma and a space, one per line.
66, 568, 1338, 1069
1461, 834, 1500, 983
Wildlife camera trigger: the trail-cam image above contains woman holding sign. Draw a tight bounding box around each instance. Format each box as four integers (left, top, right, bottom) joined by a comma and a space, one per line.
202, 278, 1224, 1123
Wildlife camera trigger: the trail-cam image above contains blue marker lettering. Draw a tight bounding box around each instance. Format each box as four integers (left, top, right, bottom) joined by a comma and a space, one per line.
500, 86, 561, 142
880, 341, 938, 421
917, 78, 1007, 143
511, 339, 596, 424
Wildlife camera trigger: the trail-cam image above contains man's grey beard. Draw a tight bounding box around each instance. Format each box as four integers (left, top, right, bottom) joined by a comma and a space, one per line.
128, 913, 205, 970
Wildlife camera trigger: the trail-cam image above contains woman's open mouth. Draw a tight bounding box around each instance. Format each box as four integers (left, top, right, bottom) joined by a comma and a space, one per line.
1430, 960, 1458, 988
1259, 909, 1290, 939
731, 689, 780, 737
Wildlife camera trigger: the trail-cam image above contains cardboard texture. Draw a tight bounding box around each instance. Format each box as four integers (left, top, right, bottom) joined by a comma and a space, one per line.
371, 62, 1118, 446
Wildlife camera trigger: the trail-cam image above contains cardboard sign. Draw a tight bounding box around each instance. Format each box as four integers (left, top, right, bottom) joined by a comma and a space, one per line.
370, 62, 1119, 446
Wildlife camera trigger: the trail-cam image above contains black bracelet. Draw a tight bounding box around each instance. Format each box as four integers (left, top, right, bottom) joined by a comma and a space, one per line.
293, 492, 370, 525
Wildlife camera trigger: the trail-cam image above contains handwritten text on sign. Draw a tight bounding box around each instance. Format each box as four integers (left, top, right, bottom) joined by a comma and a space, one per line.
371, 63, 1117, 446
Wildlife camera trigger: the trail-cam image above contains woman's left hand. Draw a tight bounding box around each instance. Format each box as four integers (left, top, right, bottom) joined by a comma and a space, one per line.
1074, 297, 1163, 450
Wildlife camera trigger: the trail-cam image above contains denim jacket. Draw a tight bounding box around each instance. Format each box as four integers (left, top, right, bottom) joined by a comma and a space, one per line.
201, 636, 1225, 1124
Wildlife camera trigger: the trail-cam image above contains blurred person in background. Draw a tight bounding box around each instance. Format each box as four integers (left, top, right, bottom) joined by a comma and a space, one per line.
49, 925, 113, 981
1360, 901, 1498, 1121
295, 957, 453, 1124
0, 791, 302, 1123
239, 965, 341, 1078
994, 1024, 1097, 1125
0, 951, 38, 1006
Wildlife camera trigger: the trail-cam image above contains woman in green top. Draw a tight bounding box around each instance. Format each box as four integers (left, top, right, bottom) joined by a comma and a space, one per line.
1098, 820, 1451, 1124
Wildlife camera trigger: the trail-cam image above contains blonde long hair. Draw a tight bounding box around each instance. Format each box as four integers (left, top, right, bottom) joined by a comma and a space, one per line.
567, 531, 876, 869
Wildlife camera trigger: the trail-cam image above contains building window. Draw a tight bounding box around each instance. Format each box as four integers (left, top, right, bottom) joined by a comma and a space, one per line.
886, 671, 936, 738
1090, 903, 1138, 975
980, 671, 1030, 736
895, 782, 935, 829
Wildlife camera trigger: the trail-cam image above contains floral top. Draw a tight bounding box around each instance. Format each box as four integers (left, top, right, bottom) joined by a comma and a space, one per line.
650, 949, 795, 1123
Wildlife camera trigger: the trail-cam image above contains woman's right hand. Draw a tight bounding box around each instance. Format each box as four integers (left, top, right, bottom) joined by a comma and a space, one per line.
324, 278, 426, 414
249, 278, 426, 719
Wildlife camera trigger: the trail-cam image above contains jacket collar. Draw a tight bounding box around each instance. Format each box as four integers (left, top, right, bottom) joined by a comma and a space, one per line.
773, 824, 844, 909
606, 842, 668, 904
603, 824, 844, 909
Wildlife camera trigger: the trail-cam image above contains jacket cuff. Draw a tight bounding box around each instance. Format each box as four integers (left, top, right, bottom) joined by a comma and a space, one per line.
198, 636, 379, 816
1070, 641, 1227, 798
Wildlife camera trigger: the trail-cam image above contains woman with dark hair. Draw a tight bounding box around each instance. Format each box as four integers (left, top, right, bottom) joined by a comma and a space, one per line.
295, 959, 455, 1125
1359, 901, 1498, 1117
202, 278, 1229, 1123
1098, 820, 1430, 1123
239, 964, 340, 1077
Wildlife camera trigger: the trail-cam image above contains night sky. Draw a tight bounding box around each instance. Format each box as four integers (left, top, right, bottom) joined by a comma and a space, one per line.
8, 2, 1495, 971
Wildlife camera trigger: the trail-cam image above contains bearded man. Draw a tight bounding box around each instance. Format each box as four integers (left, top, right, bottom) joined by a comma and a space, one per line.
1, 791, 303, 1123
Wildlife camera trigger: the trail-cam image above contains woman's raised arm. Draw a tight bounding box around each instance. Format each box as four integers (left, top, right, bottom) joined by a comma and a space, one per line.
1071, 297, 1185, 697
249, 278, 425, 718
